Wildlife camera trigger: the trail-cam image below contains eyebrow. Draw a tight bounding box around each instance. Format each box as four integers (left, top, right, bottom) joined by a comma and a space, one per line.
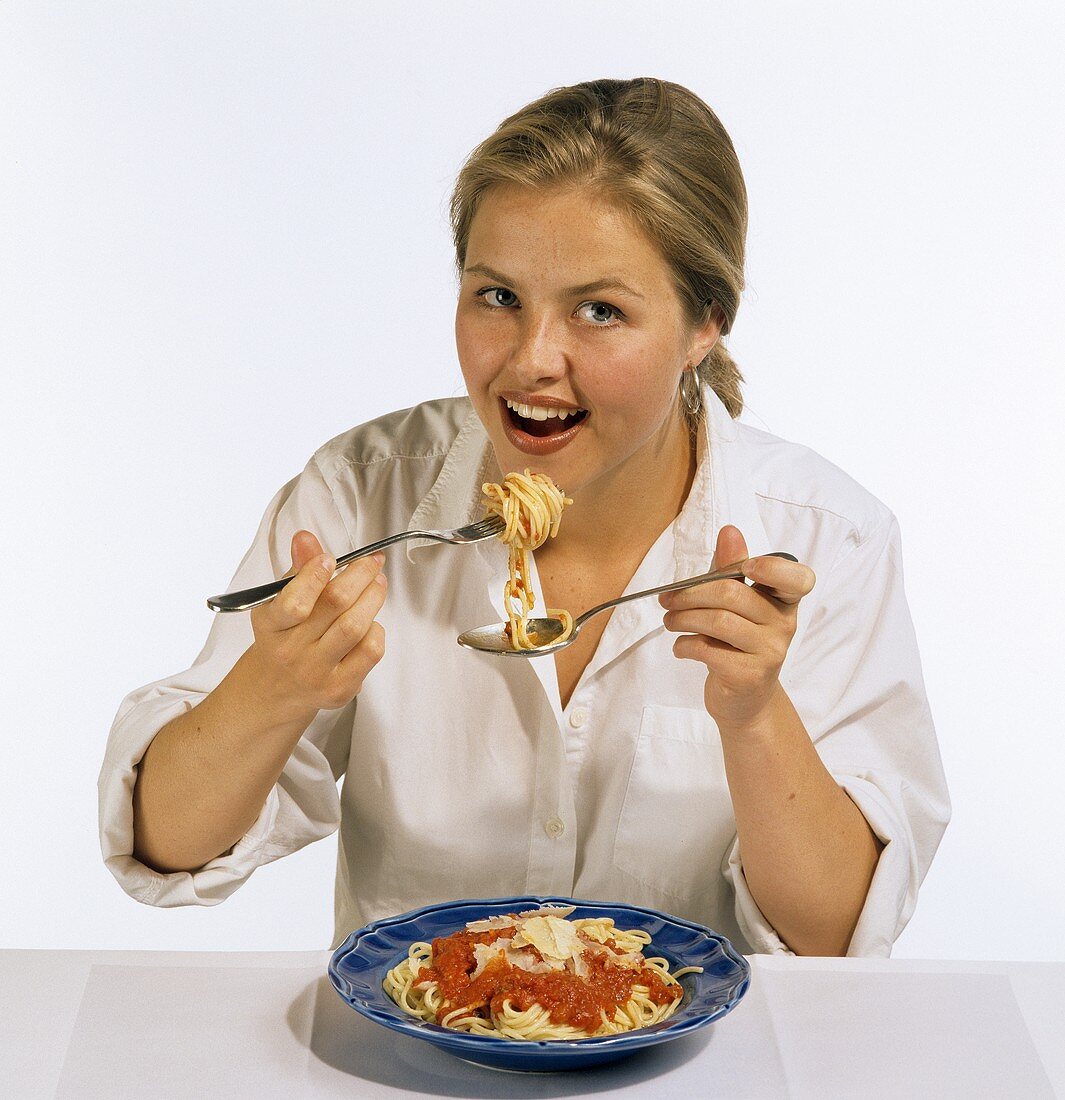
463, 263, 645, 301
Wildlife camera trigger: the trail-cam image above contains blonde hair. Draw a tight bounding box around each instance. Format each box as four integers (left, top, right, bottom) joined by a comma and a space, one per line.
449, 77, 747, 420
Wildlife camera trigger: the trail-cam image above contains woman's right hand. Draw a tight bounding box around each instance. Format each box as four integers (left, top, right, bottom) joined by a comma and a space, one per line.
246, 530, 388, 720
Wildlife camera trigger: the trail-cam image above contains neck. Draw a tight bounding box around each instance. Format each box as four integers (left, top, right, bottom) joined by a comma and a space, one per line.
549, 407, 698, 561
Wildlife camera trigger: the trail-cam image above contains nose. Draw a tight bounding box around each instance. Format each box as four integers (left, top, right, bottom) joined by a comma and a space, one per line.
509, 310, 570, 385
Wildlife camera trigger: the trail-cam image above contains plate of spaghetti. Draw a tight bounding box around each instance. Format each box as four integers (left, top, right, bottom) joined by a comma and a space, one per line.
328, 895, 750, 1072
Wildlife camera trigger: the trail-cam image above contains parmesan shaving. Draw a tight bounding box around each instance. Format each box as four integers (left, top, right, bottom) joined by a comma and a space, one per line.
470, 943, 506, 981
607, 950, 644, 970
465, 905, 574, 933
464, 915, 519, 932
512, 915, 586, 961
505, 946, 563, 973
516, 905, 576, 921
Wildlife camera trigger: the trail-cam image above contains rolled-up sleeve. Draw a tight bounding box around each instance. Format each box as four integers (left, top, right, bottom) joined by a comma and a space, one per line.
98, 456, 358, 907
724, 514, 951, 956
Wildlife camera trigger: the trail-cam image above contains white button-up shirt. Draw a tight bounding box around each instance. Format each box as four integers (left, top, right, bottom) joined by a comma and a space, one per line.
98, 386, 950, 956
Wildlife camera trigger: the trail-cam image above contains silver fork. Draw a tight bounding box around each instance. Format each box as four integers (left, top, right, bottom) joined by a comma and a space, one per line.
206, 514, 506, 613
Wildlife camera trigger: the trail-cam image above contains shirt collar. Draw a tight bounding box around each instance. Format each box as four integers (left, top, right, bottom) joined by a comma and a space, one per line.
673, 382, 772, 575
404, 403, 500, 561
405, 382, 772, 572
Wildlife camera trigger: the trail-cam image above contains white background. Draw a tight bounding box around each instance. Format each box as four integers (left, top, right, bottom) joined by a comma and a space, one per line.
2, 2, 1062, 958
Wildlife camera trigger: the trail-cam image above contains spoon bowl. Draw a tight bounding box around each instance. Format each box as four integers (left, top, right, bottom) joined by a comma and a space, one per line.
457, 552, 798, 658
457, 618, 571, 656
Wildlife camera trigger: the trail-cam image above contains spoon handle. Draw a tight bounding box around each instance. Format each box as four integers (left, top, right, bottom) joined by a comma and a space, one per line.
575, 552, 798, 627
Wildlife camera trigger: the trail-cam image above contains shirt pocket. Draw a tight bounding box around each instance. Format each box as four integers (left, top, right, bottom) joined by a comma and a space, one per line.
612, 704, 731, 907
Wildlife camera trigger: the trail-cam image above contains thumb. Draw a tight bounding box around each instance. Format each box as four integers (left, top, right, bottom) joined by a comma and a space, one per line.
712, 524, 749, 570
289, 530, 326, 574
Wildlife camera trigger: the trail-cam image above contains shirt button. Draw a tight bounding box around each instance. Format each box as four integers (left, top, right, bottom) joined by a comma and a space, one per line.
544, 816, 566, 839
568, 709, 588, 729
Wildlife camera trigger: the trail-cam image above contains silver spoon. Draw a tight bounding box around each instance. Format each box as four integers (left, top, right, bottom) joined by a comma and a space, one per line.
457, 552, 798, 657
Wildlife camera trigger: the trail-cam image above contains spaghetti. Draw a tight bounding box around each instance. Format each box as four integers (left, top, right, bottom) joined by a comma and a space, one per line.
383, 905, 702, 1040
481, 470, 574, 650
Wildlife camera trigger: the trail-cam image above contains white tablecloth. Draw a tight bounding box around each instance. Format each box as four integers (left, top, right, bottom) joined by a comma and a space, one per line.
2, 950, 1060, 1098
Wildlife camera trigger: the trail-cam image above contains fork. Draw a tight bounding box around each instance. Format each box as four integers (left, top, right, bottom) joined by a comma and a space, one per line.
206, 514, 506, 613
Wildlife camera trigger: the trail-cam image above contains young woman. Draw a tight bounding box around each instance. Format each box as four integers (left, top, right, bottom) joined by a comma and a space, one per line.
100, 78, 949, 957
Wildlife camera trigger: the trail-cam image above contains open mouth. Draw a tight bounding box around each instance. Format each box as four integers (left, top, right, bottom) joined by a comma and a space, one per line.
503, 399, 589, 438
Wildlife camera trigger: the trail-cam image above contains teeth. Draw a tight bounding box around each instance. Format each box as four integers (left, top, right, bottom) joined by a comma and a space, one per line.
506, 399, 586, 422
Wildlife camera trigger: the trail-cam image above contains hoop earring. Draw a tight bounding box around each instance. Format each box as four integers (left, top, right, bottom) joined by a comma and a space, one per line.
680, 367, 701, 418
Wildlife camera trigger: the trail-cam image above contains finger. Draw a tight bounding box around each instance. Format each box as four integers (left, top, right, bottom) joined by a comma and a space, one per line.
712, 524, 749, 570
289, 530, 325, 575
740, 556, 816, 606
303, 553, 385, 641
660, 576, 775, 625
314, 620, 387, 711
672, 631, 754, 671
265, 551, 336, 630
318, 567, 388, 662
335, 618, 387, 683
662, 607, 763, 654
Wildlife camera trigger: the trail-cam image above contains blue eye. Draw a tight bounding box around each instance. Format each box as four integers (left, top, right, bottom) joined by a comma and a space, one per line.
478, 287, 519, 308
577, 301, 621, 326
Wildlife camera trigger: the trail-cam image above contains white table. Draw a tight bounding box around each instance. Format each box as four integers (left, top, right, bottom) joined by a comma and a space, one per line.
2, 950, 1060, 1098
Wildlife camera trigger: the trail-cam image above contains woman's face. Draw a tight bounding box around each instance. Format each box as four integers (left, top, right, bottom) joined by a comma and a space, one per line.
455, 184, 720, 496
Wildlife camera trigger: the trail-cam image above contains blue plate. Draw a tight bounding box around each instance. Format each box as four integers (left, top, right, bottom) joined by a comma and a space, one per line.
328, 895, 750, 1072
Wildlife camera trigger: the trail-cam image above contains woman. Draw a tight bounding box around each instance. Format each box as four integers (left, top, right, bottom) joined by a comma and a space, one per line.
100, 78, 949, 957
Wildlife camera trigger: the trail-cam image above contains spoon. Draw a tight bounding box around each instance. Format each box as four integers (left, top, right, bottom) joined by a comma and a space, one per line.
457, 552, 799, 657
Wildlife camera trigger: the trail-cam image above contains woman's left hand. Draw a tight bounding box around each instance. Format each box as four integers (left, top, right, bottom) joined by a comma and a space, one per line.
660, 524, 816, 732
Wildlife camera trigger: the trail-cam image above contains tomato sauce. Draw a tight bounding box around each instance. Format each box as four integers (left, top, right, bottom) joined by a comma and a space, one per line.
416, 927, 681, 1034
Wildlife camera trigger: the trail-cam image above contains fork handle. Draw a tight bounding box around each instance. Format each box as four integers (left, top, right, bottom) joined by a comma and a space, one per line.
206, 530, 424, 613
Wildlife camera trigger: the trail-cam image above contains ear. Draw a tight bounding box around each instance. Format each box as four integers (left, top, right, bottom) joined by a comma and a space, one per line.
687, 302, 724, 366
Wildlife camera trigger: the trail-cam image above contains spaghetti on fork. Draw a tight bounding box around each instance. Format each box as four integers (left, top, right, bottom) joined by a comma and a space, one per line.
481, 470, 574, 650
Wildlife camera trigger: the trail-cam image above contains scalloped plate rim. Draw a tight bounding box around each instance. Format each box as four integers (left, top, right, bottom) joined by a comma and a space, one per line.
327, 894, 750, 1056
